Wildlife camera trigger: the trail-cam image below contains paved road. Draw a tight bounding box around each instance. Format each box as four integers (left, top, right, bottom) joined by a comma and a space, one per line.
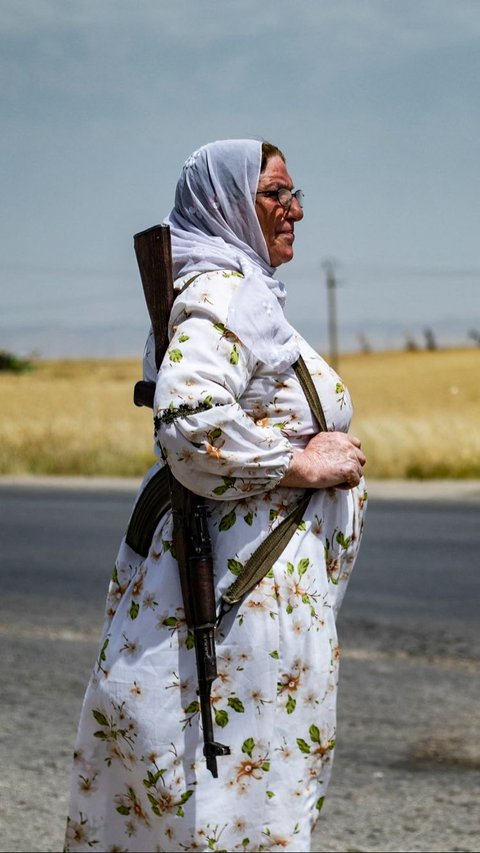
0, 481, 479, 852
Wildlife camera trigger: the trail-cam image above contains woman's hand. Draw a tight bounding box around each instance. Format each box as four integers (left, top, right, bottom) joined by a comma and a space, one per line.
280, 432, 366, 490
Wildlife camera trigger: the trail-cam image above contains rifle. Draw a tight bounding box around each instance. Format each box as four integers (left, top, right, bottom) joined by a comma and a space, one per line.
132, 224, 230, 778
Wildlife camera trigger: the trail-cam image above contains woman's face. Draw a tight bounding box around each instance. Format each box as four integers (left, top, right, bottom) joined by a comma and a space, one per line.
255, 155, 304, 267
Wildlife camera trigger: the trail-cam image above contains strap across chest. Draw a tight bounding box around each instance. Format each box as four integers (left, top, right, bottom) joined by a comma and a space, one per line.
126, 354, 328, 612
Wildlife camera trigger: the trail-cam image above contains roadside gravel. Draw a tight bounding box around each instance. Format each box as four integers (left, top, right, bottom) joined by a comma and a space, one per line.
0, 479, 478, 853
2, 620, 477, 853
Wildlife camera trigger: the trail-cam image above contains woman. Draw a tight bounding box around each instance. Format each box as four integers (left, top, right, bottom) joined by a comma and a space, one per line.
64, 139, 367, 853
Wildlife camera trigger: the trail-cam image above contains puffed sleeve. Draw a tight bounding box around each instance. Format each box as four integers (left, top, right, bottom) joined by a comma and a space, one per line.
153, 271, 293, 500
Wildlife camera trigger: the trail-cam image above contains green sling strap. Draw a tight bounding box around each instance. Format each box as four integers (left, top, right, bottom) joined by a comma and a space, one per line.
220, 355, 327, 607
125, 354, 327, 608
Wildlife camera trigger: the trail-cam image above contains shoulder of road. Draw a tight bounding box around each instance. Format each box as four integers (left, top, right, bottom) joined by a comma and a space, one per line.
1, 475, 480, 501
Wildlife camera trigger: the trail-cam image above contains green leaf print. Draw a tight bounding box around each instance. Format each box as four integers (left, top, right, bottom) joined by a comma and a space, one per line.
178, 333, 190, 342
309, 724, 321, 743
207, 427, 222, 442
242, 737, 255, 758
116, 805, 131, 816
162, 616, 178, 627
179, 790, 194, 805
269, 509, 279, 522
316, 796, 325, 811
230, 344, 239, 365
111, 565, 118, 584
213, 322, 227, 334
92, 710, 109, 727
296, 738, 311, 754
335, 381, 347, 408
143, 768, 167, 788
336, 530, 352, 548
286, 695, 296, 714
213, 475, 237, 496
244, 511, 254, 526
185, 700, 200, 715
219, 509, 237, 531
297, 520, 307, 531
227, 697, 245, 713
213, 483, 229, 496
286, 561, 295, 575
269, 650, 279, 659
129, 601, 139, 620
227, 558, 243, 576
266, 791, 275, 799
97, 637, 109, 667
168, 348, 183, 362
147, 793, 161, 816
186, 631, 195, 650
214, 708, 229, 728
297, 557, 310, 576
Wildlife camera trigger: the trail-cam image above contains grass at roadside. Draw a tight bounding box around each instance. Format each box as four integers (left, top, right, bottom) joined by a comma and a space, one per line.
0, 359, 155, 476
340, 347, 480, 478
1, 348, 479, 478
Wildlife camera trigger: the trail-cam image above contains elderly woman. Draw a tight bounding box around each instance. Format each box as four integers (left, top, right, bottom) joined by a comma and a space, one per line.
64, 139, 367, 853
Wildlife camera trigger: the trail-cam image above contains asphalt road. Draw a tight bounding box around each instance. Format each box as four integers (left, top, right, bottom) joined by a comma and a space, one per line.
0, 481, 479, 853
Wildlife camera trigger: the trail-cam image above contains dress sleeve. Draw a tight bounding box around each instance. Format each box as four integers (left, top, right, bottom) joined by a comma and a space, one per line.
153, 271, 293, 500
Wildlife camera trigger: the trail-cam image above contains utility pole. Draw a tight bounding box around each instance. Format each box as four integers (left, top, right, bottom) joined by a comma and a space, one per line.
322, 259, 339, 371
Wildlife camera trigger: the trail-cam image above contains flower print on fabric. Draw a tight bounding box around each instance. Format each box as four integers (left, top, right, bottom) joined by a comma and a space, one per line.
64, 269, 367, 853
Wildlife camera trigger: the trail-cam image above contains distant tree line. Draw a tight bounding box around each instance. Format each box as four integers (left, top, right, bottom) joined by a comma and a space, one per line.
0, 350, 34, 373
356, 329, 480, 353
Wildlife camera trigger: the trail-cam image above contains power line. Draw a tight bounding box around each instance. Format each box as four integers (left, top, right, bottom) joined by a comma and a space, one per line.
291, 263, 480, 281
0, 264, 133, 280
341, 263, 480, 279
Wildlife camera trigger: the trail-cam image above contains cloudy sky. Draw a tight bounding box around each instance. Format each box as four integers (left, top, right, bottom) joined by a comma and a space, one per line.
2, 0, 479, 358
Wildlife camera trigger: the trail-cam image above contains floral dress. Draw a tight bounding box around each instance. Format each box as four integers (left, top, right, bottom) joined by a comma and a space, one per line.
64, 270, 367, 853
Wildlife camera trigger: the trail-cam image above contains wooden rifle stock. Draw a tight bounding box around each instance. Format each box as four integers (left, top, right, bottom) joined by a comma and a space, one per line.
133, 224, 230, 777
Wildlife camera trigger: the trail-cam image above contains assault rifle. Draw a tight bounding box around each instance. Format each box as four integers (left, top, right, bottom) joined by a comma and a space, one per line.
132, 224, 230, 777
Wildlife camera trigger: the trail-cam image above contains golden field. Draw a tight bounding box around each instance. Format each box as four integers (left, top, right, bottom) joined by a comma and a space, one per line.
1, 347, 479, 478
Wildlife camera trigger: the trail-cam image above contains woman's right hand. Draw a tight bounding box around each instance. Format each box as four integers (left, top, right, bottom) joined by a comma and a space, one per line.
280, 431, 366, 490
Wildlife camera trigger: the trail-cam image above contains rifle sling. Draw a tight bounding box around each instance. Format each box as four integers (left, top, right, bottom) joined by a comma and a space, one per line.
220, 355, 327, 606
125, 355, 327, 607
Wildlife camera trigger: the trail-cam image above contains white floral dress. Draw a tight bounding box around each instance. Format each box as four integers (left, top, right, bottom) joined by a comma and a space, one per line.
64, 270, 367, 853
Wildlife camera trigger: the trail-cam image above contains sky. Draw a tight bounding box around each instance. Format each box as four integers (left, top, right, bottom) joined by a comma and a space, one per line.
1, 0, 480, 359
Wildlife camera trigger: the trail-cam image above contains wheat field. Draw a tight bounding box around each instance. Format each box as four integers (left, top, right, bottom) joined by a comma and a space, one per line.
1, 348, 479, 478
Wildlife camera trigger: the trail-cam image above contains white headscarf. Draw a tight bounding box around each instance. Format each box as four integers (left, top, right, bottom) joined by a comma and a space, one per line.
164, 139, 300, 371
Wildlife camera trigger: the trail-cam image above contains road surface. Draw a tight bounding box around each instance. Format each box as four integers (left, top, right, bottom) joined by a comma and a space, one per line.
0, 479, 478, 852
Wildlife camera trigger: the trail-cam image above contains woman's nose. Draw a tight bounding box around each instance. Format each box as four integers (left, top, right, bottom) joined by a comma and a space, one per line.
288, 197, 304, 221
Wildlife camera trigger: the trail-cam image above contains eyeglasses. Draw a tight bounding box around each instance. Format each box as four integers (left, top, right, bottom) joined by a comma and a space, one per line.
256, 187, 304, 210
